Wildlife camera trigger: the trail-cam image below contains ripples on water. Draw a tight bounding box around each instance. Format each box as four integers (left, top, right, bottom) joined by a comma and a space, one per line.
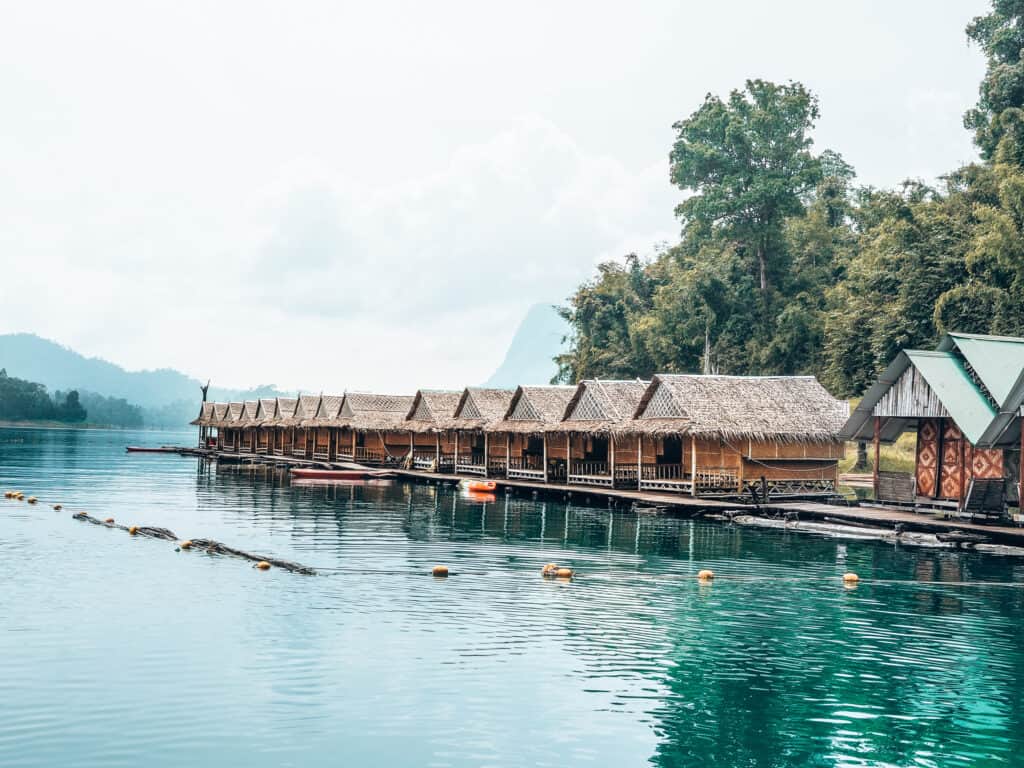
1, 427, 1023, 767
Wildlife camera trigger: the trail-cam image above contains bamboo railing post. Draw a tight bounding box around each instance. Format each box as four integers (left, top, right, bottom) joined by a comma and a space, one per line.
542, 432, 548, 483
454, 432, 460, 475
435, 432, 440, 468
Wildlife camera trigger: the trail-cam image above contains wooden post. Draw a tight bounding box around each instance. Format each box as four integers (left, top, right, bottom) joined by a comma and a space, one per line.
542, 432, 548, 483
959, 437, 967, 514
435, 432, 441, 468
1019, 422, 1024, 517
567, 434, 571, 482
872, 416, 881, 500
352, 429, 356, 459
454, 431, 460, 475
690, 435, 698, 497
610, 434, 616, 487
484, 432, 489, 477
506, 433, 511, 474
637, 435, 642, 490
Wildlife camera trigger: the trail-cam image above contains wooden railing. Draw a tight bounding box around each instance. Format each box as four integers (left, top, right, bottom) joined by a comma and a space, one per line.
507, 456, 545, 480
456, 453, 487, 476
568, 461, 612, 487
312, 445, 331, 461
641, 463, 684, 481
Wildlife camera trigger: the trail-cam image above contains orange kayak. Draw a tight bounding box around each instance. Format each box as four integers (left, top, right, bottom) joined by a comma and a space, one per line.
465, 480, 497, 493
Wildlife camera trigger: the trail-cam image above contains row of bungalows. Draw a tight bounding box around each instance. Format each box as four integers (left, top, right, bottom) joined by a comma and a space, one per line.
194, 374, 849, 499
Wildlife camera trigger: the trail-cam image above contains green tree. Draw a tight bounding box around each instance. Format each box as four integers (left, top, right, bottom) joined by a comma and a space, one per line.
670, 79, 825, 298
965, 0, 1024, 158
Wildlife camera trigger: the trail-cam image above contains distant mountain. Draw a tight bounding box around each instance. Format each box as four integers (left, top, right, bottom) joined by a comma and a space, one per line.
0, 334, 283, 427
484, 304, 568, 387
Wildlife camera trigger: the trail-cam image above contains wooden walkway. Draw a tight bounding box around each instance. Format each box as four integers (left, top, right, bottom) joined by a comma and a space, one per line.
179, 447, 1024, 546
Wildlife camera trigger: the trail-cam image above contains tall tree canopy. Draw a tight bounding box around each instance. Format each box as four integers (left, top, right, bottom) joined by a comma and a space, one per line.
557, 1, 1024, 397
965, 0, 1024, 158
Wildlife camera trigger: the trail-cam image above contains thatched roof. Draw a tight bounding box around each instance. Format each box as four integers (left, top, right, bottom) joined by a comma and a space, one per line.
219, 402, 243, 427
552, 379, 650, 434
630, 374, 848, 442
254, 398, 277, 426
443, 388, 515, 431
267, 397, 297, 427
302, 394, 344, 428
334, 392, 416, 431
237, 400, 262, 428
190, 401, 216, 426
488, 385, 576, 434
405, 390, 463, 434
281, 394, 321, 427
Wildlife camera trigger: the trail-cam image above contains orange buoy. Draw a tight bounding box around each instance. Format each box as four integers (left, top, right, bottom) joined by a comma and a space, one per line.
556, 567, 573, 579
104, 517, 114, 524
842, 572, 859, 584
698, 569, 714, 581
465, 480, 497, 493
53, 504, 62, 511
432, 565, 449, 577
256, 561, 271, 570
27, 496, 38, 504
180, 540, 193, 550
541, 563, 559, 577
128, 525, 138, 535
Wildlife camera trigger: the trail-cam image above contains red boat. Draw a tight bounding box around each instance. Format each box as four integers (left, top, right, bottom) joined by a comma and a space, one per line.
290, 468, 394, 480
126, 446, 180, 454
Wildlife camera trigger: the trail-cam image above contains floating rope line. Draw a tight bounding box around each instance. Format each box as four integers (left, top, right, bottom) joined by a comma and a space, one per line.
2, 491, 317, 575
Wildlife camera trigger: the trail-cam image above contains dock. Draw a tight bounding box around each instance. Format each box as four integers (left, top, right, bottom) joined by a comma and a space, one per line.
168, 446, 1024, 547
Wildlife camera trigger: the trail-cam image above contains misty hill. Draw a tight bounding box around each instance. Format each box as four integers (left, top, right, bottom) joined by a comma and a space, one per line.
0, 334, 282, 427
484, 304, 568, 387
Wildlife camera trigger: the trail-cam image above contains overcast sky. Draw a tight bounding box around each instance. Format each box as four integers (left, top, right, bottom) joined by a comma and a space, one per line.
0, 0, 989, 393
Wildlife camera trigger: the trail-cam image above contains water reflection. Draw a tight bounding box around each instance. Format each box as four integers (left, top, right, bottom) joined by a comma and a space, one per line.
2, 428, 1023, 767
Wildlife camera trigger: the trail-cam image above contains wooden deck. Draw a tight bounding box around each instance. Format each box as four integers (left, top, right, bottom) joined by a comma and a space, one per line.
173, 446, 1024, 546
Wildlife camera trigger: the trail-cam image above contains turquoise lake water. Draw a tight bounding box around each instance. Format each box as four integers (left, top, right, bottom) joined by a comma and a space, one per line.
2, 427, 1023, 767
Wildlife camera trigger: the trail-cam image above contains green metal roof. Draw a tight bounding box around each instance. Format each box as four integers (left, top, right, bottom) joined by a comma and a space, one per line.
945, 332, 1024, 407
905, 350, 996, 445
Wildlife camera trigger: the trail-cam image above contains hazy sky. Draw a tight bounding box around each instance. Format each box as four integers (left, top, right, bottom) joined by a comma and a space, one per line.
1, 0, 989, 393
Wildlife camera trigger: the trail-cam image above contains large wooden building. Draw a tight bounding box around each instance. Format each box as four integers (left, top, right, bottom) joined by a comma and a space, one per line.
489, 385, 577, 482
334, 393, 415, 465
405, 390, 462, 471
629, 375, 847, 498
840, 332, 1024, 515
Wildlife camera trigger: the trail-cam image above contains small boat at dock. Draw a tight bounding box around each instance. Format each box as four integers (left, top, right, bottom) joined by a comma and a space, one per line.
126, 446, 181, 454
290, 468, 397, 481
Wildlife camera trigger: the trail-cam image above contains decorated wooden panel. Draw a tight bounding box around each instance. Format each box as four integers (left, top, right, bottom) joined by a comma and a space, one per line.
968, 447, 1004, 480
939, 421, 964, 500
915, 418, 939, 498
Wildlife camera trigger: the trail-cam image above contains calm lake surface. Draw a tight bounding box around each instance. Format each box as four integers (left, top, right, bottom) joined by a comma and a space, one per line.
2, 427, 1024, 767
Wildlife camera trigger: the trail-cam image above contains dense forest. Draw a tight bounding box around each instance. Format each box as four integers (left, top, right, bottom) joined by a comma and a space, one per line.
0, 370, 86, 423
556, 1, 1024, 398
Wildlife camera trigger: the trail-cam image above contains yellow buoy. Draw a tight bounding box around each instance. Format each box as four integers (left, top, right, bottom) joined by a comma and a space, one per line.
104, 517, 114, 524
432, 564, 449, 577
842, 572, 859, 584
3, 491, 11, 498
27, 496, 38, 504
698, 569, 715, 581
128, 525, 138, 535
556, 567, 573, 579
180, 540, 193, 550
541, 563, 559, 577
256, 561, 271, 570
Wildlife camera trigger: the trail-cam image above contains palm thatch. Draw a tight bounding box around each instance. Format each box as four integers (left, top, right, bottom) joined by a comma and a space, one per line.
190, 401, 216, 426
405, 390, 463, 434
441, 387, 514, 431
301, 394, 344, 428
629, 374, 848, 442
217, 401, 243, 428
281, 394, 321, 427
268, 397, 297, 427
334, 392, 416, 431
254, 398, 277, 426
487, 385, 576, 434
552, 379, 650, 434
